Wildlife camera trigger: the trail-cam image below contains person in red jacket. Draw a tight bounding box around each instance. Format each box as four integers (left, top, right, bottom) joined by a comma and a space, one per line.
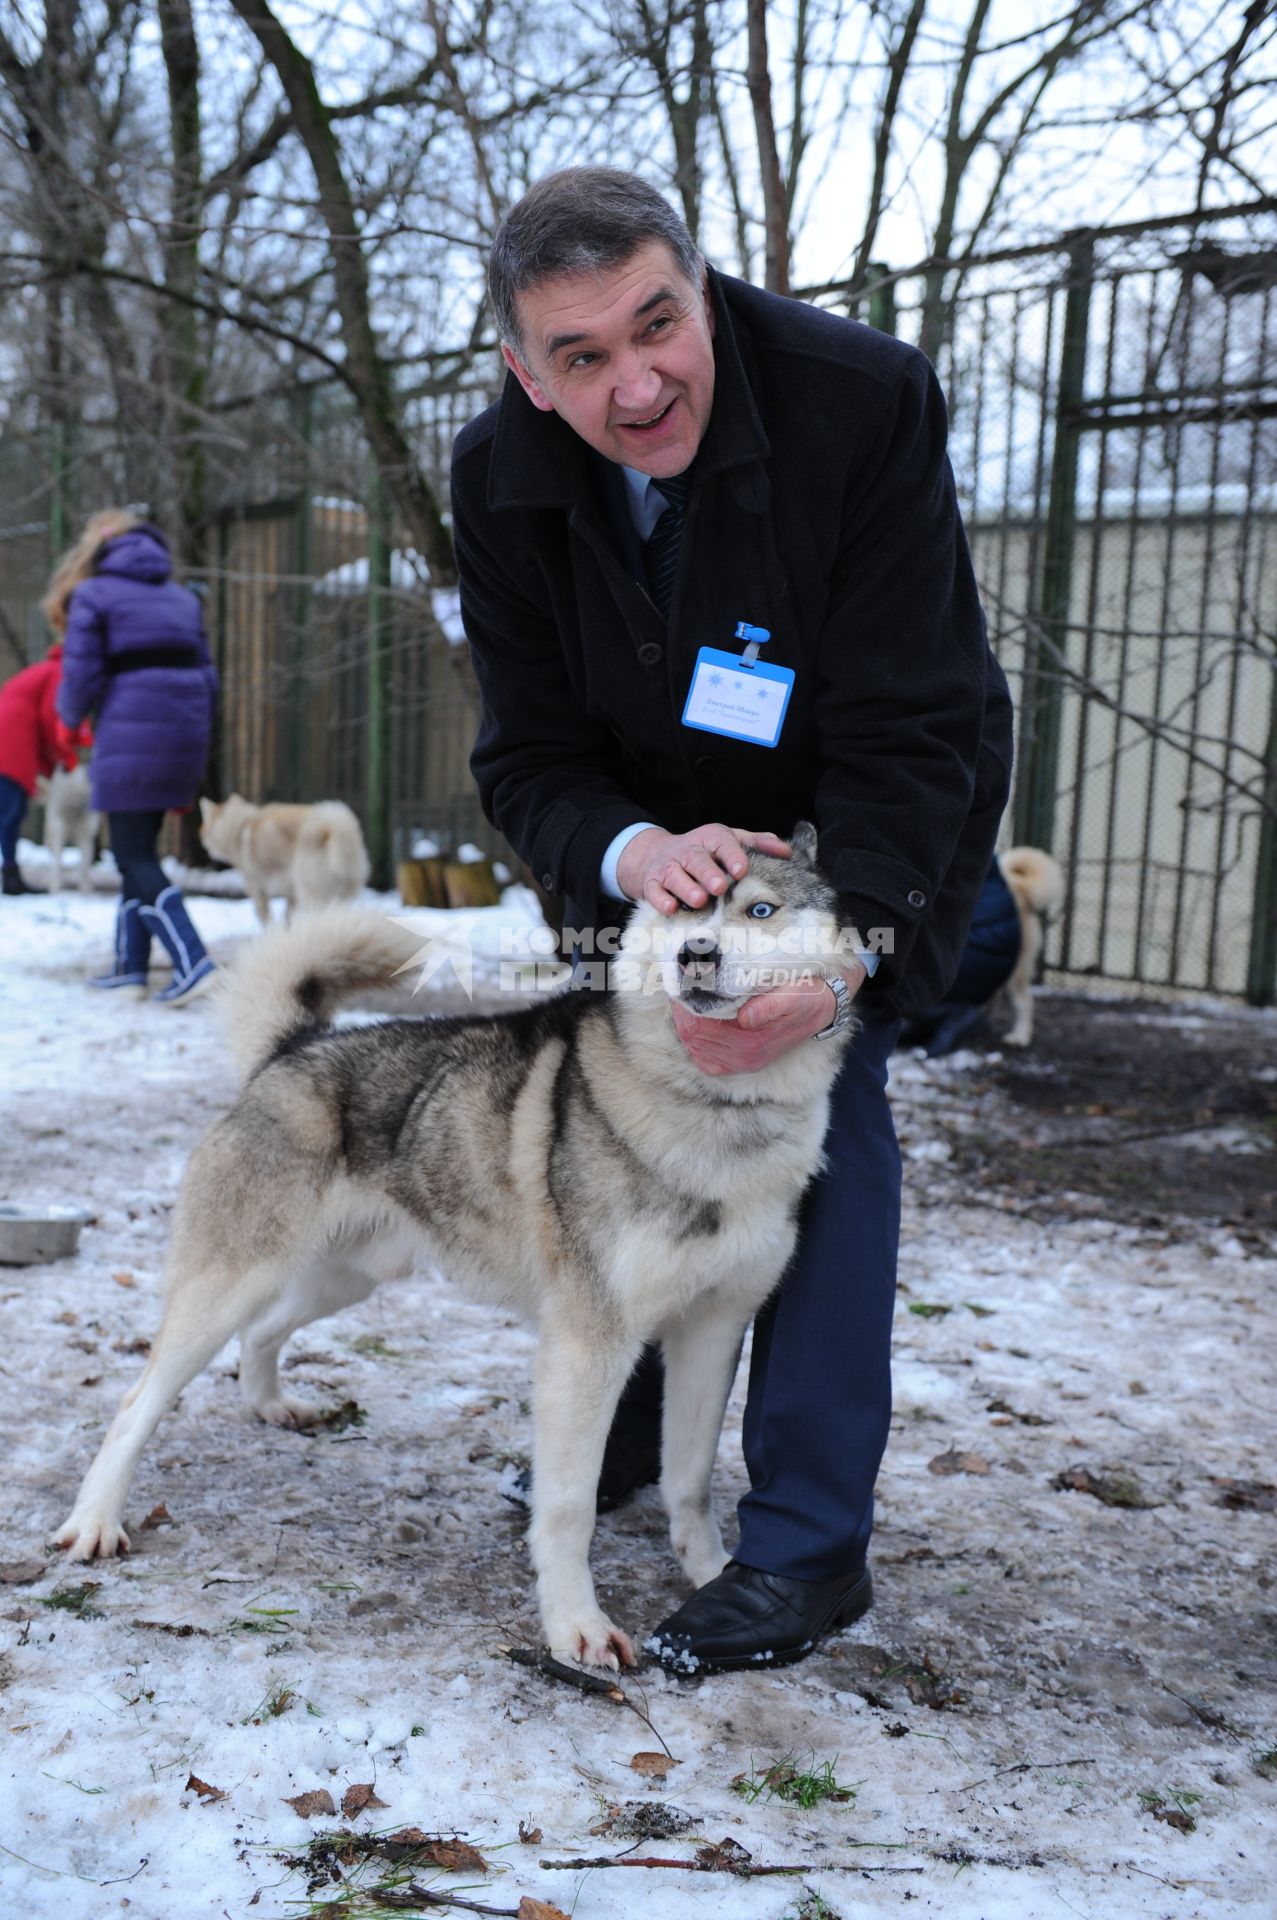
0, 644, 84, 894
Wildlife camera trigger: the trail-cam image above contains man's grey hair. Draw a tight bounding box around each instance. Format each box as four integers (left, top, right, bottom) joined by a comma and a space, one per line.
489, 168, 703, 357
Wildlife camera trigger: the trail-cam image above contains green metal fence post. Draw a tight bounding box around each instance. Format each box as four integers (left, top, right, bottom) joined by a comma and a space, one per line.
366, 469, 393, 889
1014, 236, 1093, 850
866, 264, 897, 336
289, 385, 314, 799
1247, 693, 1277, 1006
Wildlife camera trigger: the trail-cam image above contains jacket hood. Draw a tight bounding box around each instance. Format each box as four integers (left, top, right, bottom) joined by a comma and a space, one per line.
95, 525, 173, 585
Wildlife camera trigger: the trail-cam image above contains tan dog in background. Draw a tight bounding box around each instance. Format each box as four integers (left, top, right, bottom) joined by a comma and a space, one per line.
200, 793, 370, 925
996, 845, 1064, 1046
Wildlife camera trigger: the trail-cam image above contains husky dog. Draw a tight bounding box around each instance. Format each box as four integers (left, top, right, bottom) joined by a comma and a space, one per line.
996, 845, 1064, 1047
37, 763, 100, 891
54, 826, 852, 1668
199, 793, 370, 925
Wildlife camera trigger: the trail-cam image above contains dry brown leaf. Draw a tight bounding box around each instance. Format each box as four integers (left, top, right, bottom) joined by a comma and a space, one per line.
185, 1773, 226, 1802
518, 1899, 571, 1920
341, 1783, 389, 1817
695, 1837, 754, 1875
283, 1789, 337, 1819
111, 1270, 136, 1288
518, 1820, 543, 1845
630, 1751, 679, 1779
380, 1831, 488, 1873
928, 1447, 990, 1476
421, 1838, 488, 1873
0, 1560, 47, 1586
140, 1503, 172, 1531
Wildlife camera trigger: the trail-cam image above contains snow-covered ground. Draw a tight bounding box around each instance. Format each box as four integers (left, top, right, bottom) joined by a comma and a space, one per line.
1, 883, 1274, 1920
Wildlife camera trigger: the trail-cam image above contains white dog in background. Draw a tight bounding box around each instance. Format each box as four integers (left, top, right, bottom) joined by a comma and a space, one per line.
199, 793, 370, 926
37, 764, 100, 891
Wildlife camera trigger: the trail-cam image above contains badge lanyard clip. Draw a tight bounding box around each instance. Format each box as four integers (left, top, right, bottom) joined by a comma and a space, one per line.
734, 620, 771, 668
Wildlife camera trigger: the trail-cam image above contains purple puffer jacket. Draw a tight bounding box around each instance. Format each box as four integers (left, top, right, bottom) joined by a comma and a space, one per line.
56, 525, 218, 813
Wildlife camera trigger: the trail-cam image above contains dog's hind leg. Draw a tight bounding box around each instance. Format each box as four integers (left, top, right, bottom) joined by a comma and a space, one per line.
658, 1307, 747, 1590
53, 1261, 278, 1562
238, 1260, 378, 1427
529, 1315, 641, 1670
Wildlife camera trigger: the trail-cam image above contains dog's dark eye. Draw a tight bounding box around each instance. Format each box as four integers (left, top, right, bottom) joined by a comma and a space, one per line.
748, 901, 777, 920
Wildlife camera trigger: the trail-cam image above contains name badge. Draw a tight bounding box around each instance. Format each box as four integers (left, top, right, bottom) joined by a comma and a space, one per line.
682, 646, 794, 749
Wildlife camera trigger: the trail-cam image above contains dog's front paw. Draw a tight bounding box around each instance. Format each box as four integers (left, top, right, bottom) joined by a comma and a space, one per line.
252, 1394, 324, 1430
545, 1611, 636, 1672
53, 1513, 131, 1561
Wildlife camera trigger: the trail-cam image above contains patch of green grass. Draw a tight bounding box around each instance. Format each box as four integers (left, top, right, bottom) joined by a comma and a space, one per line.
1251, 1743, 1277, 1779
1138, 1785, 1203, 1833
319, 1399, 368, 1433
731, 1754, 861, 1810
242, 1679, 297, 1725
39, 1583, 103, 1619
784, 1892, 842, 1920
349, 1337, 401, 1359
908, 1302, 951, 1319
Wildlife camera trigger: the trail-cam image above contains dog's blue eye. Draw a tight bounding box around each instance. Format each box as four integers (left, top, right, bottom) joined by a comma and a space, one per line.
748, 901, 777, 919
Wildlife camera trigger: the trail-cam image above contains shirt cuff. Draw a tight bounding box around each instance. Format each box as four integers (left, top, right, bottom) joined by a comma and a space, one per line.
601, 822, 660, 901
852, 949, 880, 978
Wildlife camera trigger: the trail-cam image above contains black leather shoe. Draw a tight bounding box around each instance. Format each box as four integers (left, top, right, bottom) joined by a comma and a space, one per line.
644, 1558, 873, 1675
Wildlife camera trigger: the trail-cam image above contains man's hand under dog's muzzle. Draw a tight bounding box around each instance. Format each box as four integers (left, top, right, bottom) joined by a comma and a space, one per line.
671, 970, 861, 1075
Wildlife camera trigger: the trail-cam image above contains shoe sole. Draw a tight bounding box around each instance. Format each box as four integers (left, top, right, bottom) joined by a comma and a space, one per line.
650, 1565, 875, 1678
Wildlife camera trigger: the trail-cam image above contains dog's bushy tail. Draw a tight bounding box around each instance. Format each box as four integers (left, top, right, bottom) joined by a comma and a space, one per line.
296, 801, 371, 901
999, 845, 1065, 913
219, 907, 424, 1079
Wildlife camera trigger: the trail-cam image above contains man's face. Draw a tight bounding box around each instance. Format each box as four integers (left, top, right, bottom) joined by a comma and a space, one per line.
502, 239, 717, 476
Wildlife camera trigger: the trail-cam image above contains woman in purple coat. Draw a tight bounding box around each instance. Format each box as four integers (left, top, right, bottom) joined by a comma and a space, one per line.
49, 510, 219, 1003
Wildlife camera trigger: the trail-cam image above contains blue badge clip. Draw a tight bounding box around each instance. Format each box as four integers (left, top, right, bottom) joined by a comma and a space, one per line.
734, 621, 771, 667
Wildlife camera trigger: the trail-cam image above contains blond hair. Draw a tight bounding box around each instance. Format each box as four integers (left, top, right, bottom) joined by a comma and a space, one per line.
41, 508, 145, 632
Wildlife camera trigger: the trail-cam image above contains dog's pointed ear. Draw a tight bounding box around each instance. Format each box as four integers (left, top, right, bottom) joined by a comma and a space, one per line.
199, 797, 214, 823
790, 820, 819, 865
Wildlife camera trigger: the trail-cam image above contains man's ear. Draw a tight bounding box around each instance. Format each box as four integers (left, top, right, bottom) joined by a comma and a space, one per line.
501, 343, 555, 414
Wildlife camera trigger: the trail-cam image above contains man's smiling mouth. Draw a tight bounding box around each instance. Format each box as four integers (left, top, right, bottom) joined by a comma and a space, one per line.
621, 400, 674, 431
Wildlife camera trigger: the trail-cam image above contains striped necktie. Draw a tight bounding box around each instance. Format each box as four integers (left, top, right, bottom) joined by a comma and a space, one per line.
643, 472, 691, 619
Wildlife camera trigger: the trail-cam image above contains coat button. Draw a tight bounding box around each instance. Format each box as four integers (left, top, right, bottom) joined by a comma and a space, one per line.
907, 889, 927, 910
636, 642, 663, 665
541, 872, 554, 890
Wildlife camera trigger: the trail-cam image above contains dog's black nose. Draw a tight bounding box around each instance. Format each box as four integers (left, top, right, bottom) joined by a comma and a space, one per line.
679, 933, 720, 967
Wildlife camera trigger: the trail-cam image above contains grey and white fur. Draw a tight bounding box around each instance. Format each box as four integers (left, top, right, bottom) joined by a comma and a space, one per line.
54, 824, 853, 1668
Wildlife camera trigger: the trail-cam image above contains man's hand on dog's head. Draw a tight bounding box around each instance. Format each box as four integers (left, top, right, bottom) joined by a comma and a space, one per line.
672, 964, 866, 1076
618, 823, 791, 914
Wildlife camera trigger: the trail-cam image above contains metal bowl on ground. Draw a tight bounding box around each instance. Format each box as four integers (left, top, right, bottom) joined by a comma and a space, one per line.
0, 1204, 90, 1265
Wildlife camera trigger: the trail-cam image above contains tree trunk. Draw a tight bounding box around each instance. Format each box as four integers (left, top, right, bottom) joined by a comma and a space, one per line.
227, 0, 456, 585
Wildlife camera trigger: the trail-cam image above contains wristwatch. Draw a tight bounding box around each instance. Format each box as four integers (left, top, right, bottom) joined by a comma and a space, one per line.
815, 972, 856, 1041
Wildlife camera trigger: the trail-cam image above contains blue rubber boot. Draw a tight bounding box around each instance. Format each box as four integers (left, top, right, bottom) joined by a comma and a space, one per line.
140, 886, 216, 1004
89, 898, 151, 994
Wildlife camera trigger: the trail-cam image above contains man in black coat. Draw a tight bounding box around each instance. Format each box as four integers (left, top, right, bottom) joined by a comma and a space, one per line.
452, 168, 1012, 1674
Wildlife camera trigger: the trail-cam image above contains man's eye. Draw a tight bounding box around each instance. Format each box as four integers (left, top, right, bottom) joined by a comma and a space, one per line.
748, 901, 777, 919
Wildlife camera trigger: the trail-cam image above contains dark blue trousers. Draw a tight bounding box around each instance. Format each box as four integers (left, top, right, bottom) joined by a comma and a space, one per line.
0, 773, 27, 867
736, 1009, 902, 1579
107, 809, 169, 906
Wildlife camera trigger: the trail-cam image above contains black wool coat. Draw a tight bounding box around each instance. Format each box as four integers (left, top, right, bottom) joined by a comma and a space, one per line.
451, 269, 1013, 1013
